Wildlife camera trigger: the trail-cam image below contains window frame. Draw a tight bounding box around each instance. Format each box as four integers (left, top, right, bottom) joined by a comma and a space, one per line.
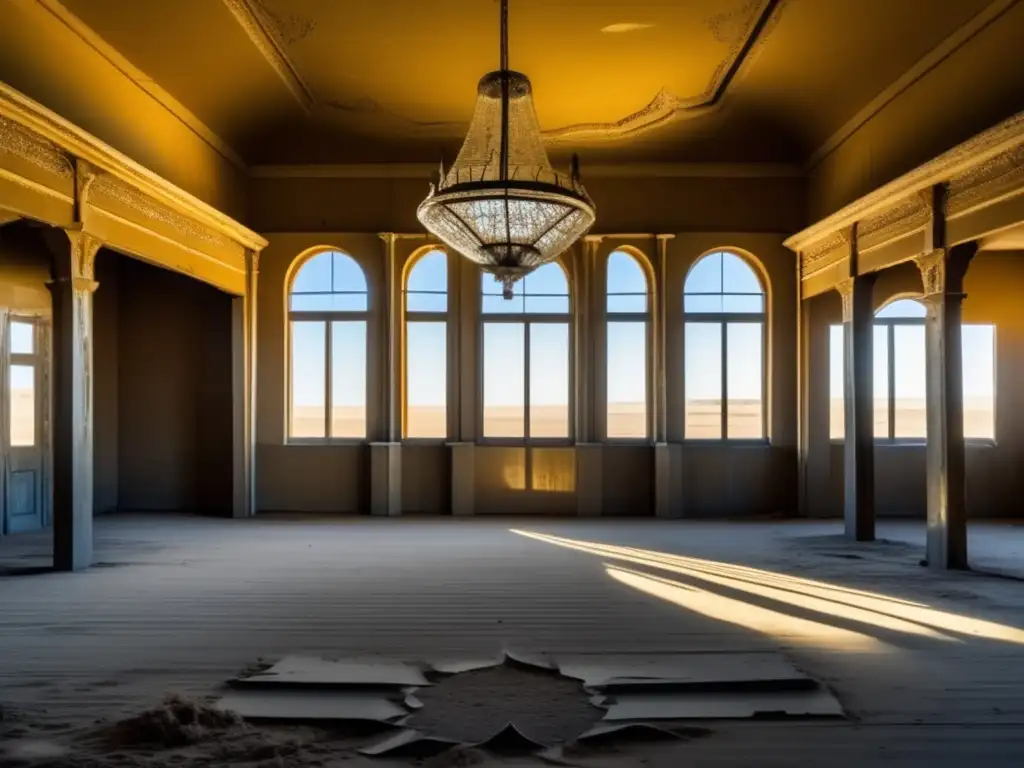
604, 248, 654, 444
682, 251, 768, 443
402, 248, 452, 444
477, 262, 575, 446
829, 297, 997, 445
286, 249, 371, 444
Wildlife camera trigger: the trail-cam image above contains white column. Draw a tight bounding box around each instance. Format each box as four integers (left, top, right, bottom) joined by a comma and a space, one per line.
232, 249, 259, 517
653, 234, 679, 518
371, 233, 402, 515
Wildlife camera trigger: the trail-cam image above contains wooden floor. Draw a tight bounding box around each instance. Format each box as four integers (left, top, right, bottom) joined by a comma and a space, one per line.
1, 515, 1023, 766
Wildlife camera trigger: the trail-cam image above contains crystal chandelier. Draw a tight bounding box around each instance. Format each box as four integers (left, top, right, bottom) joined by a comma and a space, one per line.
417, 0, 596, 298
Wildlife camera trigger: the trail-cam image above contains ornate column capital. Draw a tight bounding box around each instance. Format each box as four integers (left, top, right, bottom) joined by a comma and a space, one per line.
835, 277, 854, 322
914, 249, 947, 296
55, 227, 103, 290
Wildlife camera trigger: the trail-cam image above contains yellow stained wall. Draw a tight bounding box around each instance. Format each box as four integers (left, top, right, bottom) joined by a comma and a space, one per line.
0, 0, 247, 219
805, 251, 1024, 518
807, 0, 1024, 220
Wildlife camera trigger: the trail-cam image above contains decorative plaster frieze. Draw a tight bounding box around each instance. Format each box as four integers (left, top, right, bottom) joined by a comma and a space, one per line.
0, 114, 73, 178
947, 144, 1024, 216
91, 174, 231, 252
857, 194, 930, 251
801, 230, 847, 277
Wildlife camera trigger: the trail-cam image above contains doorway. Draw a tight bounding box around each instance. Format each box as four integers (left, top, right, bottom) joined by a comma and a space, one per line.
2, 313, 50, 534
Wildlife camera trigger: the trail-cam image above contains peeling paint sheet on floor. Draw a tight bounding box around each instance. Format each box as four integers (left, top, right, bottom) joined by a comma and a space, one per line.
601, 688, 844, 721
215, 688, 409, 722
231, 655, 430, 688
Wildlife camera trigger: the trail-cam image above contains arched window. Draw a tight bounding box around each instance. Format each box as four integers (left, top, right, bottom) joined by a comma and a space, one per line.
481, 262, 570, 439
288, 250, 368, 440
683, 250, 765, 440
404, 249, 448, 439
606, 250, 649, 439
829, 298, 995, 440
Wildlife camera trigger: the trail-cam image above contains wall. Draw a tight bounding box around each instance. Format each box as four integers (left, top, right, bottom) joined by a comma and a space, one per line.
93, 250, 118, 513
804, 251, 1024, 518
248, 175, 807, 236
0, 0, 247, 219
117, 256, 234, 512
256, 226, 798, 517
807, 0, 1024, 220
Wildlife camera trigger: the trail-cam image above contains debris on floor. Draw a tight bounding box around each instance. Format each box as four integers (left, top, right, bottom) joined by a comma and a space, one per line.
209, 648, 843, 758
106, 693, 248, 748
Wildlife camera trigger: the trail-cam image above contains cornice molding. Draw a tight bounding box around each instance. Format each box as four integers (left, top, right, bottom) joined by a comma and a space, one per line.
786, 111, 1024, 255
248, 162, 803, 181
806, 0, 1021, 171
221, 0, 314, 113
31, 0, 246, 170
0, 82, 266, 252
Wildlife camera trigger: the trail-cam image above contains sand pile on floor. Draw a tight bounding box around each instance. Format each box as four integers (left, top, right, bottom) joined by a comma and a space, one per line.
105, 694, 247, 748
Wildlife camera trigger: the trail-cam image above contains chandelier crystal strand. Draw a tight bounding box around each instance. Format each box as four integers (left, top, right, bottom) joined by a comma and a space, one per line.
416, 0, 596, 299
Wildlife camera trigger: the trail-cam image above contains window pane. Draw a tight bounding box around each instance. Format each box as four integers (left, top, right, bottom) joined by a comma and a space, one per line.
290, 321, 326, 438
332, 252, 367, 292
876, 298, 925, 319
607, 293, 647, 314
685, 322, 722, 439
483, 323, 525, 437
407, 250, 447, 293
685, 253, 722, 294
10, 364, 35, 447
607, 321, 647, 439
727, 323, 763, 438
482, 293, 525, 314
291, 293, 368, 313
722, 252, 762, 294
530, 323, 570, 438
406, 322, 447, 439
523, 263, 568, 295
962, 324, 995, 440
406, 292, 447, 313
10, 321, 33, 354
525, 295, 570, 314
684, 294, 723, 313
893, 325, 926, 439
874, 325, 889, 438
608, 251, 647, 295
292, 252, 332, 294
829, 325, 844, 440
331, 321, 367, 439
721, 294, 764, 313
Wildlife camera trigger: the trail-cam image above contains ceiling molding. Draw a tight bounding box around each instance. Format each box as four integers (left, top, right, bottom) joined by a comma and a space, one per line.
542, 0, 787, 142
785, 110, 1024, 253
221, 0, 315, 113
30, 0, 247, 171
0, 81, 267, 252
248, 162, 804, 180
806, 0, 1022, 171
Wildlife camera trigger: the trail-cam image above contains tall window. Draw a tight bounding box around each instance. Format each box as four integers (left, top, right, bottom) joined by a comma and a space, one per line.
683, 250, 765, 440
481, 263, 570, 440
606, 250, 649, 439
288, 250, 368, 440
404, 249, 448, 439
829, 298, 995, 440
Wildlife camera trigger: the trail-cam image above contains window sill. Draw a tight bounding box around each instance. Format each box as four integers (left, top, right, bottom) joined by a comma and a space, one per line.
285, 438, 368, 446
828, 439, 997, 448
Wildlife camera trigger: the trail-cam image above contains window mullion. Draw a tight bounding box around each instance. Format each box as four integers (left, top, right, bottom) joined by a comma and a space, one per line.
888, 323, 896, 440
323, 320, 333, 438
524, 321, 531, 440
721, 320, 728, 440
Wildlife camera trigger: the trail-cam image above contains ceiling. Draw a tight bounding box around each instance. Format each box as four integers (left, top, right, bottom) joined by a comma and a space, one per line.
48, 0, 1014, 166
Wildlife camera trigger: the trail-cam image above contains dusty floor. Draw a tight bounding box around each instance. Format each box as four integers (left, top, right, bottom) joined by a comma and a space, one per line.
1, 514, 1023, 766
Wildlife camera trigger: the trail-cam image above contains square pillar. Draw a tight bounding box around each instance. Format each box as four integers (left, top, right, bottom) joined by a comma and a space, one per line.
449, 442, 474, 516
370, 442, 402, 516
654, 442, 682, 518
49, 230, 101, 571
837, 275, 875, 541
231, 250, 258, 518
576, 443, 603, 517
916, 245, 975, 569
